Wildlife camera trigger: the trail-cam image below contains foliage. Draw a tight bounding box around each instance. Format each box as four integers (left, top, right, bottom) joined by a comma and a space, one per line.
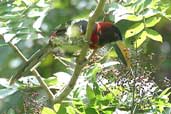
105, 0, 170, 48
0, 0, 171, 114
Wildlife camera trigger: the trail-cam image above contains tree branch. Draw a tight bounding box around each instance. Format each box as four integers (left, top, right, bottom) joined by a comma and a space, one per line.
7, 41, 54, 101
54, 0, 106, 103
9, 44, 50, 84
8, 42, 28, 62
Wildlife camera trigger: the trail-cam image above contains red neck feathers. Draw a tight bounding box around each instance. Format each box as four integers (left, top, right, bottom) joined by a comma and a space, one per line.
89, 22, 113, 49
89, 30, 99, 49
96, 22, 113, 32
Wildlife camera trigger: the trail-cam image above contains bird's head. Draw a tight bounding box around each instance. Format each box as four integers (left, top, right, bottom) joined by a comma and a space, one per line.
66, 20, 88, 38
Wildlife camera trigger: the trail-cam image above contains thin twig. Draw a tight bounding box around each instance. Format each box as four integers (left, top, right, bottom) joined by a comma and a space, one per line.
131, 40, 138, 114
9, 44, 51, 84
7, 41, 54, 101
54, 0, 106, 103
130, 67, 136, 114
8, 42, 28, 62
87, 49, 97, 59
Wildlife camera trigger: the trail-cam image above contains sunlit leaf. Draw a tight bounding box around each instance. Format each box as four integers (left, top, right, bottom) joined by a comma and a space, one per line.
159, 87, 171, 97
130, 0, 151, 14
133, 0, 144, 14
145, 16, 161, 27
86, 64, 101, 82
56, 105, 67, 114
108, 3, 134, 23
105, 93, 113, 101
125, 22, 144, 38
146, 29, 163, 42
53, 0, 70, 8
143, 0, 152, 8
102, 110, 113, 114
134, 31, 147, 48
126, 15, 143, 21
41, 107, 56, 114
87, 65, 101, 77
93, 82, 101, 96
85, 107, 98, 114
66, 106, 75, 114
86, 84, 95, 100
142, 9, 160, 18
44, 77, 57, 86
54, 103, 61, 112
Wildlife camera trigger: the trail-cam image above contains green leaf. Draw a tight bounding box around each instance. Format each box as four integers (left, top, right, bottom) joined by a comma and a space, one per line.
86, 84, 96, 100
143, 0, 152, 8
125, 22, 144, 38
86, 64, 101, 82
85, 107, 98, 114
159, 87, 171, 97
44, 77, 57, 86
105, 93, 113, 101
146, 29, 163, 42
134, 31, 147, 48
93, 82, 101, 95
56, 105, 67, 114
130, 0, 152, 14
0, 88, 18, 99
102, 111, 113, 114
126, 15, 143, 21
54, 103, 61, 112
66, 106, 75, 114
142, 9, 160, 18
145, 16, 161, 27
133, 0, 145, 14
41, 107, 56, 114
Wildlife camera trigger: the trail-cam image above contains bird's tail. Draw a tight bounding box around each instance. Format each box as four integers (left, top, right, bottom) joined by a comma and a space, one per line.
113, 41, 131, 67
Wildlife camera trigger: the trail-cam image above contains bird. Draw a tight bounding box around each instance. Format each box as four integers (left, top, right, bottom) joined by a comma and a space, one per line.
52, 19, 131, 66
9, 19, 131, 85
